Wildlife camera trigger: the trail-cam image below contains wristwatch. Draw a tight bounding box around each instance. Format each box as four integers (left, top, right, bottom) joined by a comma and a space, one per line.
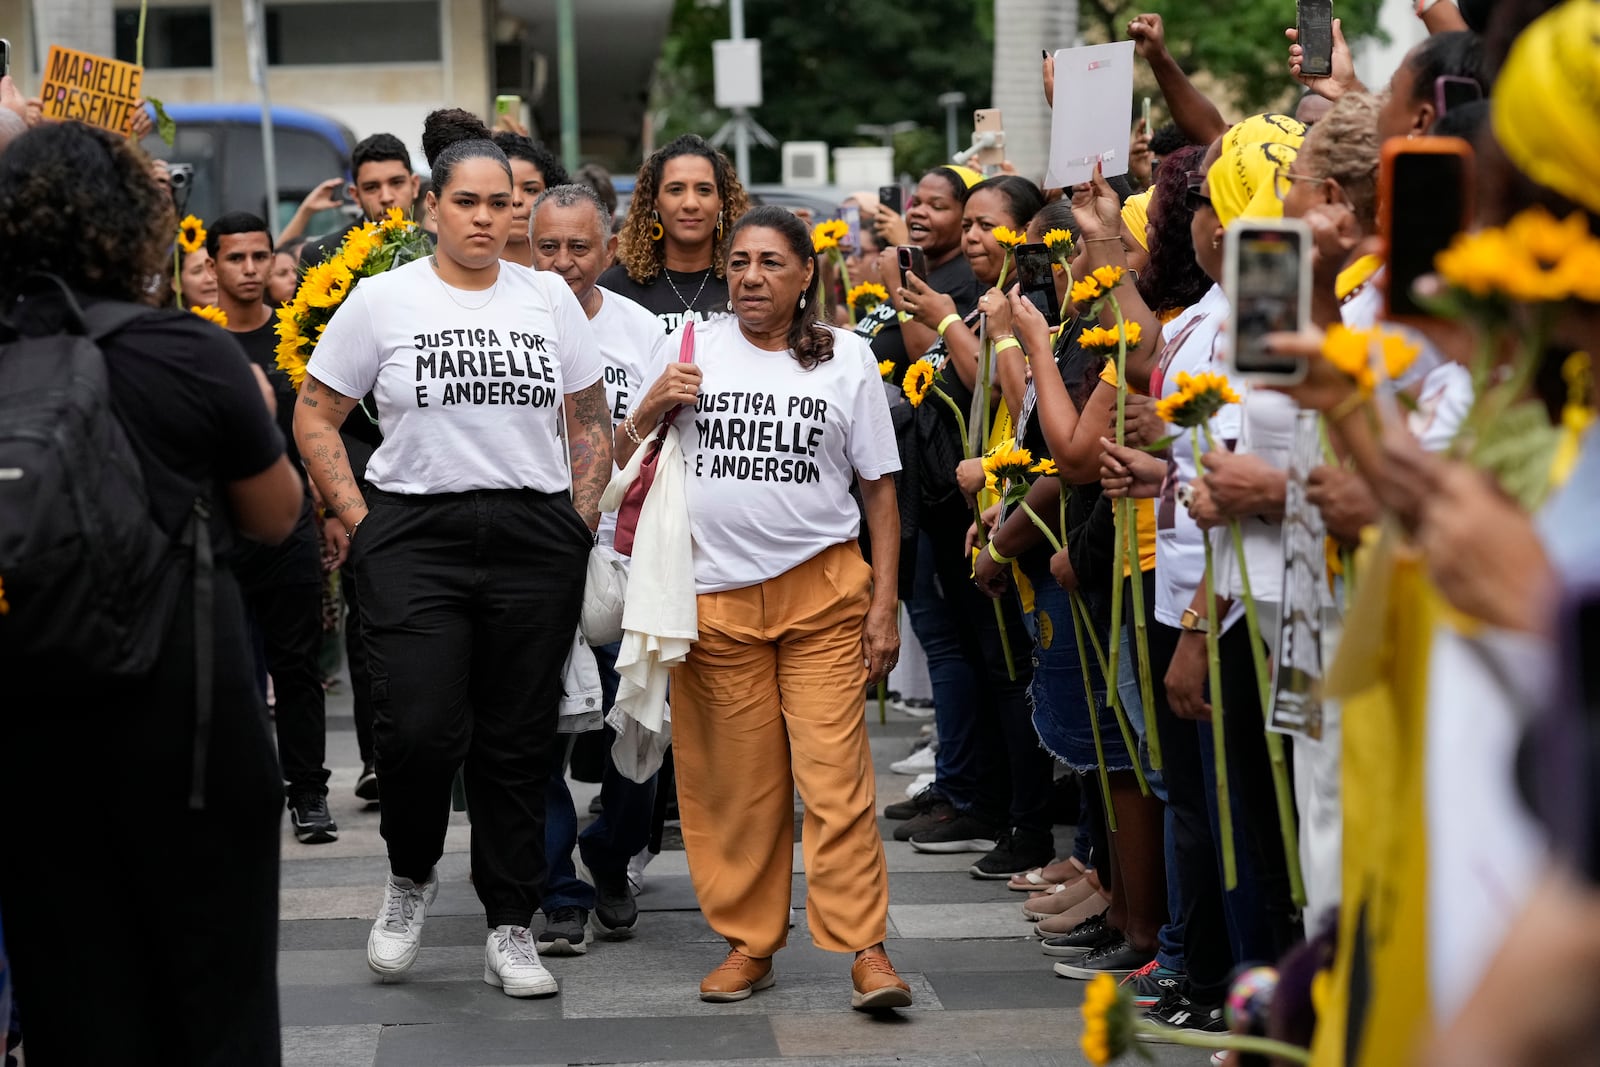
1179, 608, 1210, 634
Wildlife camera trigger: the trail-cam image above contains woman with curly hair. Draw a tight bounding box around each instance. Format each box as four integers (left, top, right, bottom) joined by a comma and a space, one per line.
597, 133, 750, 334
0, 121, 304, 1064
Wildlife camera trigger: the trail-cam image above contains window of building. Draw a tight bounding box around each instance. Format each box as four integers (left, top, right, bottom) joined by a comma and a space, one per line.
265, 1, 441, 65
114, 6, 214, 69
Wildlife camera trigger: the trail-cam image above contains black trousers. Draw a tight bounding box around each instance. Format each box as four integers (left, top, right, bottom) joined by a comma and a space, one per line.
353, 487, 591, 929
240, 500, 329, 797
1, 573, 283, 1065
342, 563, 375, 765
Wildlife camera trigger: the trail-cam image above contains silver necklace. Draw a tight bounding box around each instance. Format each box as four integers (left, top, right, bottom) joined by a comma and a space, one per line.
662, 265, 713, 312
430, 254, 500, 311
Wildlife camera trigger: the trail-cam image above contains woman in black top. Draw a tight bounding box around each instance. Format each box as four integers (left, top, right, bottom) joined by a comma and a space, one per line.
598, 134, 751, 334
0, 122, 304, 1065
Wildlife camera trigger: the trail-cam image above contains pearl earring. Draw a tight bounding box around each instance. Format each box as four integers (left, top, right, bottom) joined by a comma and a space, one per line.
799, 294, 807, 309
726, 299, 733, 311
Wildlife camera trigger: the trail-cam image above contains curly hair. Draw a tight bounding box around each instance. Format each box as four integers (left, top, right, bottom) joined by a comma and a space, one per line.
0, 123, 173, 304
727, 205, 834, 370
1136, 143, 1212, 316
615, 134, 749, 285
491, 131, 569, 187
1298, 92, 1382, 229
422, 108, 490, 168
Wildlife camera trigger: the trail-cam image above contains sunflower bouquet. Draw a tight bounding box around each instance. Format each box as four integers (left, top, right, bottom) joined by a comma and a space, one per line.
173, 214, 206, 308
1073, 266, 1163, 773
189, 304, 227, 327
811, 218, 855, 324
1425, 205, 1600, 509
1078, 973, 1310, 1064
851, 282, 891, 321
274, 208, 431, 392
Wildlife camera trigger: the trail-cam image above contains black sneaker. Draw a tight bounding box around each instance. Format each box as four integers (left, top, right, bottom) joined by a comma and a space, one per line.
1052, 937, 1153, 979
909, 813, 1000, 854
535, 906, 591, 956
893, 797, 957, 841
588, 795, 604, 815
354, 760, 379, 803
288, 793, 338, 844
1039, 911, 1118, 957
885, 785, 940, 822
1121, 960, 1186, 1009
591, 870, 638, 939
1139, 990, 1227, 1043
969, 828, 1056, 879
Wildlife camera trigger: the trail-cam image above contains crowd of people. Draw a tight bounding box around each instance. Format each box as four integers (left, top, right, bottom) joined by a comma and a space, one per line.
0, 0, 1596, 1062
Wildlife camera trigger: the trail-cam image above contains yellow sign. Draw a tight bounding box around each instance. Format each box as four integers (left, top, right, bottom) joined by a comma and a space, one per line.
39, 46, 144, 135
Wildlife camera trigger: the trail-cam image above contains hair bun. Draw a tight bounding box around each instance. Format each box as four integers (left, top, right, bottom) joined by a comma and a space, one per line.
422, 108, 493, 168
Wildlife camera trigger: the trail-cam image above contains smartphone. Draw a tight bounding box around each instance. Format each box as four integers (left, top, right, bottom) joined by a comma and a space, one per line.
494, 94, 522, 119
878, 184, 903, 217
973, 108, 1005, 170
897, 245, 928, 290
0, 39, 10, 79
1015, 243, 1062, 328
1434, 75, 1483, 119
841, 204, 862, 253
1224, 218, 1312, 383
1380, 137, 1474, 322
1297, 0, 1334, 78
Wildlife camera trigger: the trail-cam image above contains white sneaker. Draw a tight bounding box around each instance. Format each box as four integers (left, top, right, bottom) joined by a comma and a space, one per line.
484, 925, 559, 997
627, 846, 655, 896
367, 870, 439, 976
904, 772, 936, 799
889, 745, 938, 775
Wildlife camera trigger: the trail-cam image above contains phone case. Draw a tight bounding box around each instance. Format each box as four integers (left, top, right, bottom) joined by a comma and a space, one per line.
1223, 218, 1312, 384
1378, 136, 1474, 323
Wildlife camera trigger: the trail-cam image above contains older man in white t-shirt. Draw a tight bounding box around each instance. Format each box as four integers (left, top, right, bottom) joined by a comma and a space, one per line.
529, 184, 671, 955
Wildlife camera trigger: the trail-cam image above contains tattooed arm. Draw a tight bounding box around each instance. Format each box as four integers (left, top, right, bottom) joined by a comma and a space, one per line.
292, 375, 368, 537
565, 380, 613, 532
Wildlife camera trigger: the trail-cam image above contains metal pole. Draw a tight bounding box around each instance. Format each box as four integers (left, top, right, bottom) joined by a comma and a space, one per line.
242, 0, 278, 232
555, 0, 579, 171
729, 0, 749, 186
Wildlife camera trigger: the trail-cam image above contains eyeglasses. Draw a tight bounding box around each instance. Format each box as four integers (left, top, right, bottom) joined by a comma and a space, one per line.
1185, 180, 1213, 214
1273, 169, 1330, 202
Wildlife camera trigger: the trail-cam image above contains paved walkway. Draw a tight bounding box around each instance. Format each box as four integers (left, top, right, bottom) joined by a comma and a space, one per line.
280, 687, 1208, 1067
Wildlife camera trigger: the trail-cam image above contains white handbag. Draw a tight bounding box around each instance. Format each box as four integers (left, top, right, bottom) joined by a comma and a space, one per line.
581, 544, 628, 645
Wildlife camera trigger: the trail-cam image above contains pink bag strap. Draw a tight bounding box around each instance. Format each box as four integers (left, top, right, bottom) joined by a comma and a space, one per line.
654, 320, 696, 435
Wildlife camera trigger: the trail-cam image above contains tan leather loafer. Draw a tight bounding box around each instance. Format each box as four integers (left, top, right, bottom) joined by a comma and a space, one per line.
851, 953, 912, 1011
699, 950, 774, 1002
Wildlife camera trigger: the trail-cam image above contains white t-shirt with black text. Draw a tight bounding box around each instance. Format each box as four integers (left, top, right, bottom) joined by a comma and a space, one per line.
590, 289, 670, 547
309, 258, 603, 495
644, 317, 900, 594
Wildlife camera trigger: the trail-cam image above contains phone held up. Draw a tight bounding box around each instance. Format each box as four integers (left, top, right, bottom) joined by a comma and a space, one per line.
841, 204, 862, 254
1224, 218, 1312, 384
896, 245, 928, 292
0, 38, 11, 79
1434, 75, 1483, 119
1296, 0, 1335, 78
878, 184, 904, 218
1014, 243, 1062, 328
1379, 136, 1474, 323
973, 108, 1005, 172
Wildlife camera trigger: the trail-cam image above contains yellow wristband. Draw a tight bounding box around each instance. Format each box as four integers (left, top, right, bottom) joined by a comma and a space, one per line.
994, 337, 1022, 356
897, 310, 914, 324
986, 541, 1016, 565
936, 313, 962, 338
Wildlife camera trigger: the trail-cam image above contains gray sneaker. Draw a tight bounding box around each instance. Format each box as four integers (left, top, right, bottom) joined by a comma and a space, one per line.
535, 906, 592, 956
367, 870, 439, 976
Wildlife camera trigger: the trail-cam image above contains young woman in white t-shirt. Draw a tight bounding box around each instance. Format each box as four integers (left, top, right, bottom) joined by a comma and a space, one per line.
293, 120, 613, 1000
616, 205, 911, 1011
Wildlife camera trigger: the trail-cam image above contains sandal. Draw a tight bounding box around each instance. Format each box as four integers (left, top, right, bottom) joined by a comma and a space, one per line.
1006, 856, 1087, 892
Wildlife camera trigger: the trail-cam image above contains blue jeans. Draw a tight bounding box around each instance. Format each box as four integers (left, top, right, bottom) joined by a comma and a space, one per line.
543, 642, 659, 912
904, 529, 983, 814
1023, 562, 1129, 775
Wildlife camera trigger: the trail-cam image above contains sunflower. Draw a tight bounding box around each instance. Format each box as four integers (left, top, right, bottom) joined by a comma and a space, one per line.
992, 225, 1026, 248
1030, 457, 1059, 476
1079, 973, 1134, 1065
1154, 370, 1241, 427
177, 214, 206, 254
982, 440, 1035, 483
849, 281, 890, 315
878, 359, 896, 380
0, 575, 9, 615
1435, 206, 1600, 305
903, 359, 935, 407
189, 304, 228, 327
303, 261, 356, 311
1043, 227, 1076, 268
1378, 330, 1421, 382
379, 206, 411, 233
1042, 227, 1074, 249
339, 224, 380, 273
1090, 265, 1125, 291
812, 218, 849, 253
1079, 322, 1142, 349
1070, 277, 1103, 305
1320, 323, 1376, 393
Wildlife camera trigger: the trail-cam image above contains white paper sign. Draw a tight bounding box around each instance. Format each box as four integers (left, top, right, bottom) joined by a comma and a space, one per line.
1044, 41, 1136, 189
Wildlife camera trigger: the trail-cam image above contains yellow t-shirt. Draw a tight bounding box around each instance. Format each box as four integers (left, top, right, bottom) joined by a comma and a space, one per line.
1098, 361, 1158, 574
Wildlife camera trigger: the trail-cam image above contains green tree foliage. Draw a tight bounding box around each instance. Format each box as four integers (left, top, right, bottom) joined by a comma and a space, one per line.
651, 0, 996, 183
1078, 0, 1386, 108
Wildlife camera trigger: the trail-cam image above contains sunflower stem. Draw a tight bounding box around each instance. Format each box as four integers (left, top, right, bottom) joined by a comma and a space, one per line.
1017, 502, 1062, 552
1125, 502, 1162, 771
1203, 425, 1305, 907
1132, 1028, 1311, 1064
1193, 427, 1237, 890
1067, 591, 1117, 832
834, 250, 856, 326
136, 0, 149, 68
939, 384, 1015, 681
1070, 588, 1151, 798
172, 245, 182, 308
1104, 292, 1131, 778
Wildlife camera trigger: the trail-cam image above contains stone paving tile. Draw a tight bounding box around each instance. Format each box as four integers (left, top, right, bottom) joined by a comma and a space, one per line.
887, 903, 1040, 940
282, 1023, 382, 1067
371, 1016, 783, 1067
556, 969, 942, 1019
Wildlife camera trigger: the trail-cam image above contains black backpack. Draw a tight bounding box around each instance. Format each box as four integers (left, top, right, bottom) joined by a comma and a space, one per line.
0, 280, 216, 808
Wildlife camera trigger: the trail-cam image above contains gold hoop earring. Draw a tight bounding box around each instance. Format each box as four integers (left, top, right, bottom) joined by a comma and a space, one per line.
716, 214, 724, 240
650, 211, 664, 242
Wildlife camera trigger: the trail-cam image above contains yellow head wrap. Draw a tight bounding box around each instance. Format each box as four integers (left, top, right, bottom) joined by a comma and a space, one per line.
1122, 190, 1154, 251
1492, 0, 1600, 216
937, 164, 987, 191
1221, 113, 1307, 156
1208, 141, 1301, 229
